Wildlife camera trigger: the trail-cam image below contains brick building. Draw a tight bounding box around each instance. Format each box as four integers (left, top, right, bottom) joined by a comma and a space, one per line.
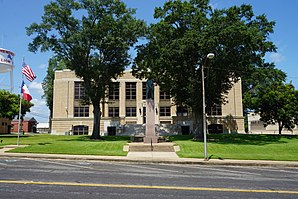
11, 117, 37, 133
0, 118, 11, 134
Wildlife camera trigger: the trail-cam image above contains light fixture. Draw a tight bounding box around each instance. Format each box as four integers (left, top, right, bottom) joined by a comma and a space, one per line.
202, 53, 215, 161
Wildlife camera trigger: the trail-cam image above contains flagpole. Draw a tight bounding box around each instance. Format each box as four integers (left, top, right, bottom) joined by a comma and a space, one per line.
17, 57, 25, 146
17, 81, 23, 146
17, 84, 22, 146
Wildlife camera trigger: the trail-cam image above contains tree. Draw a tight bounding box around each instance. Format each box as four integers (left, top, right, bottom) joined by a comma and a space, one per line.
255, 83, 298, 134
26, 0, 146, 139
132, 0, 276, 137
0, 90, 33, 120
242, 65, 287, 112
42, 57, 66, 119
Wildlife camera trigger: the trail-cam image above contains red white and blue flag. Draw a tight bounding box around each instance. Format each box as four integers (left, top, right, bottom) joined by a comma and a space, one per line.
21, 81, 32, 102
22, 62, 36, 82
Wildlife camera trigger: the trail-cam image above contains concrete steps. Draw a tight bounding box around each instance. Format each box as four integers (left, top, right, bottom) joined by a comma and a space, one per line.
127, 143, 179, 152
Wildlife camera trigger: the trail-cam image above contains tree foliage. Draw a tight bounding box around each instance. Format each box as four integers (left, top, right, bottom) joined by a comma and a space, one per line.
42, 57, 67, 119
26, 0, 146, 139
242, 65, 286, 112
254, 83, 298, 134
0, 90, 33, 120
132, 0, 277, 135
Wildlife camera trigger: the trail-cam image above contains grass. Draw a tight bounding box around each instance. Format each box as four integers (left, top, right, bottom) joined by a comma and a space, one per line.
171, 134, 298, 161
0, 133, 298, 161
0, 134, 130, 156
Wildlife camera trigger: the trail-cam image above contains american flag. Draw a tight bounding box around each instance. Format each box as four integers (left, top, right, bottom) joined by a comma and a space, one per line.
22, 62, 36, 82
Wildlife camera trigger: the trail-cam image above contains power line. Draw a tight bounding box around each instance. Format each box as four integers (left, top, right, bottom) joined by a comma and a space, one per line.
28, 112, 49, 119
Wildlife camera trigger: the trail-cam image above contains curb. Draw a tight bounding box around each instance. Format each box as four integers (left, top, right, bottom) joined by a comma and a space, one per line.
1, 152, 298, 168
1, 146, 298, 168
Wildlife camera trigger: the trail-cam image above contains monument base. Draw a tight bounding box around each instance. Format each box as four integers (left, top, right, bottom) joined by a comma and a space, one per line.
144, 99, 158, 143
144, 136, 158, 144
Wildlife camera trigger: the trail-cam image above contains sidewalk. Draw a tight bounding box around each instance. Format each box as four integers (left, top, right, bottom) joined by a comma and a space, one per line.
1, 145, 298, 167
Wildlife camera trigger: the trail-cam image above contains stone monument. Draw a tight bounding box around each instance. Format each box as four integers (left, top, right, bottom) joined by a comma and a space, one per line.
144, 79, 158, 143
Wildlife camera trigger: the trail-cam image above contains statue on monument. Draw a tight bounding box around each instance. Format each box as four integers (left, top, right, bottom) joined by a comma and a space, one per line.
146, 79, 154, 100
144, 79, 157, 143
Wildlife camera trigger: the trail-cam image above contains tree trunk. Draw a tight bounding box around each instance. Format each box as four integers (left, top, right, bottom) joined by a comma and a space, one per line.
91, 101, 101, 140
278, 121, 283, 135
193, 111, 204, 140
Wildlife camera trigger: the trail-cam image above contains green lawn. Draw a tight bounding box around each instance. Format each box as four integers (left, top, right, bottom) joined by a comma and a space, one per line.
171, 134, 298, 161
0, 134, 297, 161
0, 134, 130, 156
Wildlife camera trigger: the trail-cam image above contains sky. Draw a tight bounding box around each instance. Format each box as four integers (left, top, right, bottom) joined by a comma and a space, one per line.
0, 0, 297, 123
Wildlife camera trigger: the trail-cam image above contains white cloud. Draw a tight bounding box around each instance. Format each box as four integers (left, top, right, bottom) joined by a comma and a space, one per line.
39, 63, 47, 69
29, 82, 44, 95
31, 98, 46, 107
269, 52, 285, 63
27, 98, 49, 122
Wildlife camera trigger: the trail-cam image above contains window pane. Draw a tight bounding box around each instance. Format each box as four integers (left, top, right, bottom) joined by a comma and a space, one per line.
109, 107, 119, 117
126, 82, 136, 100
142, 82, 146, 100
160, 91, 170, 100
126, 107, 136, 117
109, 83, 119, 100
160, 107, 171, 116
74, 82, 85, 100
74, 106, 89, 117
207, 104, 222, 116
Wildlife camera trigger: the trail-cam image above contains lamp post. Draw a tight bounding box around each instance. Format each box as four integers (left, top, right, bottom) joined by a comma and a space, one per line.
202, 53, 215, 161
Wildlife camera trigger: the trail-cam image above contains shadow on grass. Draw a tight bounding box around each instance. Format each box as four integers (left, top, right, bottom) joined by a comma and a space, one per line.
38, 142, 52, 145
0, 135, 29, 138
171, 134, 298, 146
169, 135, 194, 141
60, 135, 130, 142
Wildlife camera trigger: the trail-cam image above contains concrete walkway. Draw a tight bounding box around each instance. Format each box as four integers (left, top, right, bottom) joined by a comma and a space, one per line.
1, 145, 298, 167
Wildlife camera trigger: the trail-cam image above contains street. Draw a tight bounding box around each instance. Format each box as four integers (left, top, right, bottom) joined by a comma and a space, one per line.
0, 157, 297, 198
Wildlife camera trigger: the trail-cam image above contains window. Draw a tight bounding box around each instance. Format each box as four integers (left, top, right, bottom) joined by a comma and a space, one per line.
74, 106, 89, 117
160, 91, 170, 100
160, 107, 171, 116
177, 106, 188, 116
126, 82, 136, 100
142, 82, 146, 100
208, 124, 223, 134
74, 82, 85, 100
73, 125, 89, 135
126, 107, 136, 117
109, 83, 119, 100
207, 104, 222, 116
108, 107, 119, 117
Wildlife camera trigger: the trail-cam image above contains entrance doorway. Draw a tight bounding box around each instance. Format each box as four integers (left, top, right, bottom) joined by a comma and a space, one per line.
181, 126, 190, 135
107, 126, 116, 136
73, 125, 89, 135
208, 124, 223, 134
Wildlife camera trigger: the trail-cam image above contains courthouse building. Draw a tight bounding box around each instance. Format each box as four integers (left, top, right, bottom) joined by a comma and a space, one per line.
51, 69, 244, 135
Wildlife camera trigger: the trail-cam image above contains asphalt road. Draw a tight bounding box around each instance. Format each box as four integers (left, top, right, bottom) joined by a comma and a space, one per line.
0, 157, 297, 199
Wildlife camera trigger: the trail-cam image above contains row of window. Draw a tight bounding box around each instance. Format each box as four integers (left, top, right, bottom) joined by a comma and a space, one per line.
72, 124, 224, 135
74, 82, 171, 100
73, 105, 223, 118
74, 82, 222, 118
73, 106, 173, 118
73, 106, 221, 118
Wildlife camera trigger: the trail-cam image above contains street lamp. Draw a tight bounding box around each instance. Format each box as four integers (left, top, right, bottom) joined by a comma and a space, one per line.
202, 53, 215, 161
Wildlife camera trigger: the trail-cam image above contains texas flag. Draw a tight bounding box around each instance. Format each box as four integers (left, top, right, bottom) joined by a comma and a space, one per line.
21, 81, 32, 102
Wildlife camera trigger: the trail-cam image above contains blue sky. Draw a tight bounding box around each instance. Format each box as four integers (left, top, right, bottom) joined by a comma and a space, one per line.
0, 0, 297, 123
